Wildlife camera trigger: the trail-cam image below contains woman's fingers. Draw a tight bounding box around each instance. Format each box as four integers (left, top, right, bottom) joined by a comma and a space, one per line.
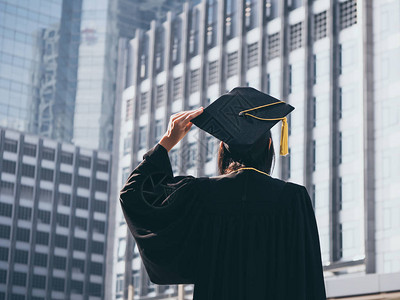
176, 107, 203, 125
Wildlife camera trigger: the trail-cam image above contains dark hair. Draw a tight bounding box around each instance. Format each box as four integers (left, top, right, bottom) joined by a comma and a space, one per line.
217, 130, 275, 175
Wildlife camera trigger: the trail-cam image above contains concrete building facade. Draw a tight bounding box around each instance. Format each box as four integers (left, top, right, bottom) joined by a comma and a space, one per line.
112, 0, 400, 299
0, 127, 112, 300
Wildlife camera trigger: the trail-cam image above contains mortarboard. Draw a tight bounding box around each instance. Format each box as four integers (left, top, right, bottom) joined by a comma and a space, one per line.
191, 87, 295, 161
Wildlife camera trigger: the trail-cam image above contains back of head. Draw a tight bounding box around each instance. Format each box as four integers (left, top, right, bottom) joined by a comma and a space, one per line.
217, 130, 275, 175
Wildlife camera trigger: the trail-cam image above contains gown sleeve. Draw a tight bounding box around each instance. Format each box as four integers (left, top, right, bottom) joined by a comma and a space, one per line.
288, 184, 327, 299
119, 143, 204, 285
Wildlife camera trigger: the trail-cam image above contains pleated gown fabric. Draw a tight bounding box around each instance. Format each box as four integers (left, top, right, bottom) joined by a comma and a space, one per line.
119, 143, 327, 300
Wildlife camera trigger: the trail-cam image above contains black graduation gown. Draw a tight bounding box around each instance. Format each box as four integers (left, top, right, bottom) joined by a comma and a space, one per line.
119, 143, 327, 300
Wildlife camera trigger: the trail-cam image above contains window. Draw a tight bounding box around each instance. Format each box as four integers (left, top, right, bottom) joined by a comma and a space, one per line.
23, 143, 36, 157
95, 179, 107, 193
0, 247, 8, 261
265, 0, 279, 20
0, 180, 14, 196
75, 217, 87, 230
20, 185, 34, 200
12, 271, 27, 286
290, 22, 303, 51
338, 131, 342, 164
312, 140, 316, 171
56, 214, 69, 227
93, 200, 106, 213
124, 135, 132, 156
76, 196, 88, 209
268, 32, 280, 59
39, 188, 52, 203
140, 92, 148, 115
187, 143, 197, 169
89, 283, 101, 297
52, 277, 65, 292
71, 280, 83, 294
206, 136, 215, 162
0, 269, 6, 284
22, 164, 35, 178
59, 172, 72, 185
14, 249, 28, 264
32, 275, 46, 289
207, 0, 218, 48
169, 149, 179, 173
247, 42, 258, 69
155, 120, 163, 141
78, 156, 91, 169
4, 138, 18, 153
125, 98, 134, 121
312, 97, 317, 127
227, 51, 238, 78
313, 51, 329, 84
90, 262, 103, 275
42, 147, 55, 161
225, 0, 237, 38
189, 8, 199, 56
2, 160, 16, 174
17, 206, 32, 220
72, 259, 85, 273
245, 0, 258, 30
73, 238, 86, 251
172, 19, 182, 64
36, 231, 49, 245
190, 69, 200, 94
91, 241, 104, 255
77, 176, 90, 188
53, 256, 66, 270
16, 228, 30, 242
55, 234, 68, 248
173, 77, 182, 101
139, 127, 147, 149
314, 11, 327, 41
37, 210, 51, 224
208, 61, 218, 86
93, 220, 106, 234
97, 160, 109, 172
340, 0, 357, 30
156, 84, 165, 108
0, 203, 12, 217
0, 225, 10, 239
34, 252, 48, 267
40, 167, 53, 182
60, 152, 73, 164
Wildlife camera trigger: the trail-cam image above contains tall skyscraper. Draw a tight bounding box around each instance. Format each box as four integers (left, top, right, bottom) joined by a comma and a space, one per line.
113, 0, 400, 299
0, 0, 81, 143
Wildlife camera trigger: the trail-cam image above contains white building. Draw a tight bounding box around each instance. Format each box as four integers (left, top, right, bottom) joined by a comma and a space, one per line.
112, 0, 400, 299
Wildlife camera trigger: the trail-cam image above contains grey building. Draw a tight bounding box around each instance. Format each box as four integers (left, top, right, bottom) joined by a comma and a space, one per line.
113, 0, 400, 299
0, 127, 112, 300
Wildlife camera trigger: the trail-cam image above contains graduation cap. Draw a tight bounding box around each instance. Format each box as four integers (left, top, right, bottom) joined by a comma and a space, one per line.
191, 87, 295, 162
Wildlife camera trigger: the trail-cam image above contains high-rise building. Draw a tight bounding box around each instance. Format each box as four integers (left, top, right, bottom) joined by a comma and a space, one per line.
0, 0, 81, 144
0, 126, 111, 300
113, 0, 400, 299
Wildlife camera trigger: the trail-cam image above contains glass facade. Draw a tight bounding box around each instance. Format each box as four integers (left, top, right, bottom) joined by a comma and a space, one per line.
73, 0, 118, 151
0, 0, 119, 151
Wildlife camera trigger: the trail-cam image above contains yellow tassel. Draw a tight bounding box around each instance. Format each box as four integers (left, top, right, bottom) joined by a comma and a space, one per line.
280, 117, 289, 156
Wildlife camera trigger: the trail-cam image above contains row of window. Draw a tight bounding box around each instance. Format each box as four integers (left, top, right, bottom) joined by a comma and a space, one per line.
2, 138, 109, 171
0, 174, 108, 197
0, 248, 103, 275
0, 224, 105, 253
135, 0, 356, 81
0, 269, 102, 295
